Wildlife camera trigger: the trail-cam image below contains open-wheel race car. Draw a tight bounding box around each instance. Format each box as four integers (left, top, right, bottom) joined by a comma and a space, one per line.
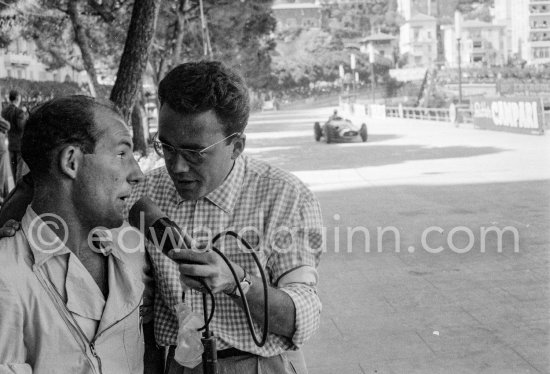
314, 117, 368, 143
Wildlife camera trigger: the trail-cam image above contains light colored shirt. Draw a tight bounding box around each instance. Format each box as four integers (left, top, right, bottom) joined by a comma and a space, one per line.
125, 154, 324, 357
0, 207, 147, 374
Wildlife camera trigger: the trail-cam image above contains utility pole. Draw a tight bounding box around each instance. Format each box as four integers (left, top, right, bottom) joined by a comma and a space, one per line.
368, 43, 375, 102
457, 37, 463, 104
455, 11, 463, 104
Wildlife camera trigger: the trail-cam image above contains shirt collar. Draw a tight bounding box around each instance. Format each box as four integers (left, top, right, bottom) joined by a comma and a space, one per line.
22, 206, 70, 267
204, 155, 245, 214
170, 155, 245, 214
22, 206, 121, 267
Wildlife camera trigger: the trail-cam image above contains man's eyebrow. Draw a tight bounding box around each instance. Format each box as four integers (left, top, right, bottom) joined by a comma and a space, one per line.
119, 139, 133, 149
158, 136, 203, 150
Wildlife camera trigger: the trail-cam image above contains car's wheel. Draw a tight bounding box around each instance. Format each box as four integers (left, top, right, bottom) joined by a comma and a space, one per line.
360, 123, 368, 142
324, 124, 333, 143
314, 122, 322, 141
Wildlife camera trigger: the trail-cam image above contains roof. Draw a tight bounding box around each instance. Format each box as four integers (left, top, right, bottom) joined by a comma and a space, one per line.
272, 3, 322, 10
407, 13, 436, 22
462, 20, 504, 29
344, 42, 361, 50
361, 32, 396, 42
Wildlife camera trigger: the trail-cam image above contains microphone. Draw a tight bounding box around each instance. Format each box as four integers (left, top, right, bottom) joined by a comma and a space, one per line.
128, 196, 190, 256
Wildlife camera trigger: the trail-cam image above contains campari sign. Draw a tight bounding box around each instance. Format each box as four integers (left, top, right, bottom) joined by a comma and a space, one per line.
471, 97, 545, 135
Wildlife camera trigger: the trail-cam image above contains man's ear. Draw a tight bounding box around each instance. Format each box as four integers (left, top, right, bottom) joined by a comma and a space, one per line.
58, 146, 82, 179
231, 134, 246, 160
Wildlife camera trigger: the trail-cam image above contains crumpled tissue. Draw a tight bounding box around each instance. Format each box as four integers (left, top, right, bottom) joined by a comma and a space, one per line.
173, 302, 204, 368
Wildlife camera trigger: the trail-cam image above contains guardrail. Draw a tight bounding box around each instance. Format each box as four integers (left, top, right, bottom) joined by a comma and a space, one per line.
385, 106, 453, 122
348, 103, 548, 132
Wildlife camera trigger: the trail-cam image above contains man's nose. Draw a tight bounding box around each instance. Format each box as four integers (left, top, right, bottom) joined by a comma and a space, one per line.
170, 152, 191, 173
128, 157, 145, 186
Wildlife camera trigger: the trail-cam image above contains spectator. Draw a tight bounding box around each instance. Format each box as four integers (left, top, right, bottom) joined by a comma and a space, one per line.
1, 90, 29, 181
0, 113, 13, 205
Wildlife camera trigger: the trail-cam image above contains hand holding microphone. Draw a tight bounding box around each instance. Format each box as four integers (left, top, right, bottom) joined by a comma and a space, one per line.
129, 196, 243, 295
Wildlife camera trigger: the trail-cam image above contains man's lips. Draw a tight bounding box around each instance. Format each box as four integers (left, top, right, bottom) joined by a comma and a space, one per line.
118, 192, 131, 202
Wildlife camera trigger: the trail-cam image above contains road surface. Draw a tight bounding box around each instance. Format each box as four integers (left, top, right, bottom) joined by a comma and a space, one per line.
246, 107, 550, 374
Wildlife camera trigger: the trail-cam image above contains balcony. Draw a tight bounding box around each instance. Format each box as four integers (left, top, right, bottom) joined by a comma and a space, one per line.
530, 40, 550, 46
3, 54, 32, 66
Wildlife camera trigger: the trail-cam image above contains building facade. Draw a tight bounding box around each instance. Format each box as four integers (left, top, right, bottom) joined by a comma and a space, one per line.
494, 0, 550, 65
0, 37, 90, 85
272, 1, 324, 29
443, 19, 507, 68
399, 13, 438, 68
360, 32, 397, 66
529, 0, 550, 64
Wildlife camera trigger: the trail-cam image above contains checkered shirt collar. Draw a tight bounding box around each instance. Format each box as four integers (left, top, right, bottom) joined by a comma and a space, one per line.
170, 155, 245, 213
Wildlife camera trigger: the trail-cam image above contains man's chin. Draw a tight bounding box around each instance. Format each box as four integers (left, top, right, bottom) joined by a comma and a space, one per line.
101, 216, 125, 230
176, 187, 201, 201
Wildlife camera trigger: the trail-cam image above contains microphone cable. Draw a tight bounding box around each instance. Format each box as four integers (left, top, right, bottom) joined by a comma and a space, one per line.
195, 230, 269, 347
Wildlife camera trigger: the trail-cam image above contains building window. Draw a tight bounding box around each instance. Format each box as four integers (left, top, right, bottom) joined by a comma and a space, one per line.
302, 18, 316, 27
473, 41, 482, 48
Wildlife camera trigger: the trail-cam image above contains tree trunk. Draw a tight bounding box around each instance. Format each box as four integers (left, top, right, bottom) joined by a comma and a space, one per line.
110, 0, 160, 123
131, 97, 147, 157
172, 0, 187, 64
68, 0, 100, 96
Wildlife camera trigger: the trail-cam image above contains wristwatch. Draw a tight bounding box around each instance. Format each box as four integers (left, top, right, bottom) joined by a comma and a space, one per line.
226, 268, 252, 299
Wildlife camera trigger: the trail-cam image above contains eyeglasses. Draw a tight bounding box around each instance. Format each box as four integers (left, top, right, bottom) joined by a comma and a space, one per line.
152, 132, 240, 164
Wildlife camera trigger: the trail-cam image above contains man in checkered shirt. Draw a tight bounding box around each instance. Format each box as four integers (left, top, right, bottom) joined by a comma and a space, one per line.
0, 61, 324, 374
135, 61, 324, 374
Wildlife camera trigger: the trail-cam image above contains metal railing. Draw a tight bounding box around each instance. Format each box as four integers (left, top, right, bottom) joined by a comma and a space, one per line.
385, 106, 454, 122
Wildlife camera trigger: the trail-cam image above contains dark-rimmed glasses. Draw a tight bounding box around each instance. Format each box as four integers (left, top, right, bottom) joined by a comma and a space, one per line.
152, 132, 240, 164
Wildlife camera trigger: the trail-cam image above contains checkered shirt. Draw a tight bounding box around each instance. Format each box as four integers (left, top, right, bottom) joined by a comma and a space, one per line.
125, 154, 323, 356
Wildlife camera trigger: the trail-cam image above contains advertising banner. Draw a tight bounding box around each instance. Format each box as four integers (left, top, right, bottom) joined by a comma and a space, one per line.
471, 97, 545, 134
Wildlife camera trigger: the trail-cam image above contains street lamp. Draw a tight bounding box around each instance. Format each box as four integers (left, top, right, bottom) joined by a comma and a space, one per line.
368, 43, 375, 102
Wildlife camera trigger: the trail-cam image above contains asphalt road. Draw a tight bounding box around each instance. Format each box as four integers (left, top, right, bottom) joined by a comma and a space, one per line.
246, 107, 550, 374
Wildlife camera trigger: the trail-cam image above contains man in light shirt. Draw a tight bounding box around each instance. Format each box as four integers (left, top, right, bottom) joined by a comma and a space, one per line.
0, 96, 148, 373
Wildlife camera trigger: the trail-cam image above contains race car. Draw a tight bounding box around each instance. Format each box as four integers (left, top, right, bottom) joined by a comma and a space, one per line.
314, 117, 368, 143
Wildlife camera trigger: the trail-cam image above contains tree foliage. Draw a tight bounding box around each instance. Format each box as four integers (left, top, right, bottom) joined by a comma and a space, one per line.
271, 28, 390, 91
149, 0, 276, 90
17, 0, 131, 95
324, 0, 403, 36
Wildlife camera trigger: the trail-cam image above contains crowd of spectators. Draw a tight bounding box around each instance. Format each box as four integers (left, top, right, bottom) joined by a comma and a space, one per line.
436, 66, 550, 85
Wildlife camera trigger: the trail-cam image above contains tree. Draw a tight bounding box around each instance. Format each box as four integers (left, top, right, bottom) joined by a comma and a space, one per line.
149, 0, 276, 89
110, 0, 160, 155
19, 0, 132, 96
0, 0, 23, 48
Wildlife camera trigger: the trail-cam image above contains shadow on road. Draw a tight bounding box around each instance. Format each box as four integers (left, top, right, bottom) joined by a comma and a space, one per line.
248, 137, 506, 171
305, 179, 550, 372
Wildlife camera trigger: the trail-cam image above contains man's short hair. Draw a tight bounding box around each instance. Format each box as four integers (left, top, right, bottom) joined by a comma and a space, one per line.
21, 95, 122, 179
158, 61, 250, 138
9, 90, 20, 102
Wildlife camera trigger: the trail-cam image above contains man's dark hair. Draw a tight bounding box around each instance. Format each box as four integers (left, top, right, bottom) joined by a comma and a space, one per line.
158, 61, 250, 138
9, 89, 20, 102
21, 95, 122, 179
